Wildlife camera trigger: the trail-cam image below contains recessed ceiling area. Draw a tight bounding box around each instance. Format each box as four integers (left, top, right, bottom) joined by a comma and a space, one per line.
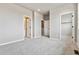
15, 3, 74, 14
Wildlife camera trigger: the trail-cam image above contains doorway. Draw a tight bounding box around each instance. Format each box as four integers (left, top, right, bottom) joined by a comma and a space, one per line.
41, 20, 50, 38
41, 12, 50, 38
41, 20, 44, 36
60, 12, 74, 40
24, 16, 31, 38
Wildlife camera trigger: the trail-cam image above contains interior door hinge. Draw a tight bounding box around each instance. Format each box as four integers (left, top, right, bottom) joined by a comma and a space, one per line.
72, 26, 74, 28
72, 15, 74, 17
72, 36, 73, 39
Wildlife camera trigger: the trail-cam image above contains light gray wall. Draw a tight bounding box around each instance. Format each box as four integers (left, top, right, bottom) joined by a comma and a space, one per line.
0, 4, 33, 44
34, 12, 42, 38
50, 3, 76, 39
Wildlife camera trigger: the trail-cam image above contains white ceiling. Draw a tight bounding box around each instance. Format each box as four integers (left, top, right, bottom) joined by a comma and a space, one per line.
17, 3, 72, 14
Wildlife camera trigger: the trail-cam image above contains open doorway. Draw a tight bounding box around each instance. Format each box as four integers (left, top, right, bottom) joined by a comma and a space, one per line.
41, 12, 50, 38
41, 20, 44, 36
24, 16, 31, 38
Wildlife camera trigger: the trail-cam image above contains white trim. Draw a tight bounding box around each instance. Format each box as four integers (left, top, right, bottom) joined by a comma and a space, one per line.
60, 11, 74, 40
60, 15, 61, 40
49, 9, 51, 38
60, 11, 74, 16
0, 39, 24, 46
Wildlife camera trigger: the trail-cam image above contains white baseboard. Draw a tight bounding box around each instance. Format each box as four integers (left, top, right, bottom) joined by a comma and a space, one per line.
0, 37, 59, 46
0, 39, 24, 46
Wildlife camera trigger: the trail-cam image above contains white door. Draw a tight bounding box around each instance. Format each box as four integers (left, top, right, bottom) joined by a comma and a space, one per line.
61, 13, 73, 40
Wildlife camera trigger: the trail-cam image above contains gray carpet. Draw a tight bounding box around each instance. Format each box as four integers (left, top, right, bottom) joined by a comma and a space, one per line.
0, 38, 66, 55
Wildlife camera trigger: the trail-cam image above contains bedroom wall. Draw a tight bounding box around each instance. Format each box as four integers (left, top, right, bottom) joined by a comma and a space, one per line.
0, 4, 33, 44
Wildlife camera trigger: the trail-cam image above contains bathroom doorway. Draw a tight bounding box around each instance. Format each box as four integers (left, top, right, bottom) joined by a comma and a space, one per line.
24, 16, 31, 38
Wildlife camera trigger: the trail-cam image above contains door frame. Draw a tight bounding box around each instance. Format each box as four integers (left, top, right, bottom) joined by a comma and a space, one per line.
60, 11, 75, 40
41, 20, 44, 36
23, 16, 31, 38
